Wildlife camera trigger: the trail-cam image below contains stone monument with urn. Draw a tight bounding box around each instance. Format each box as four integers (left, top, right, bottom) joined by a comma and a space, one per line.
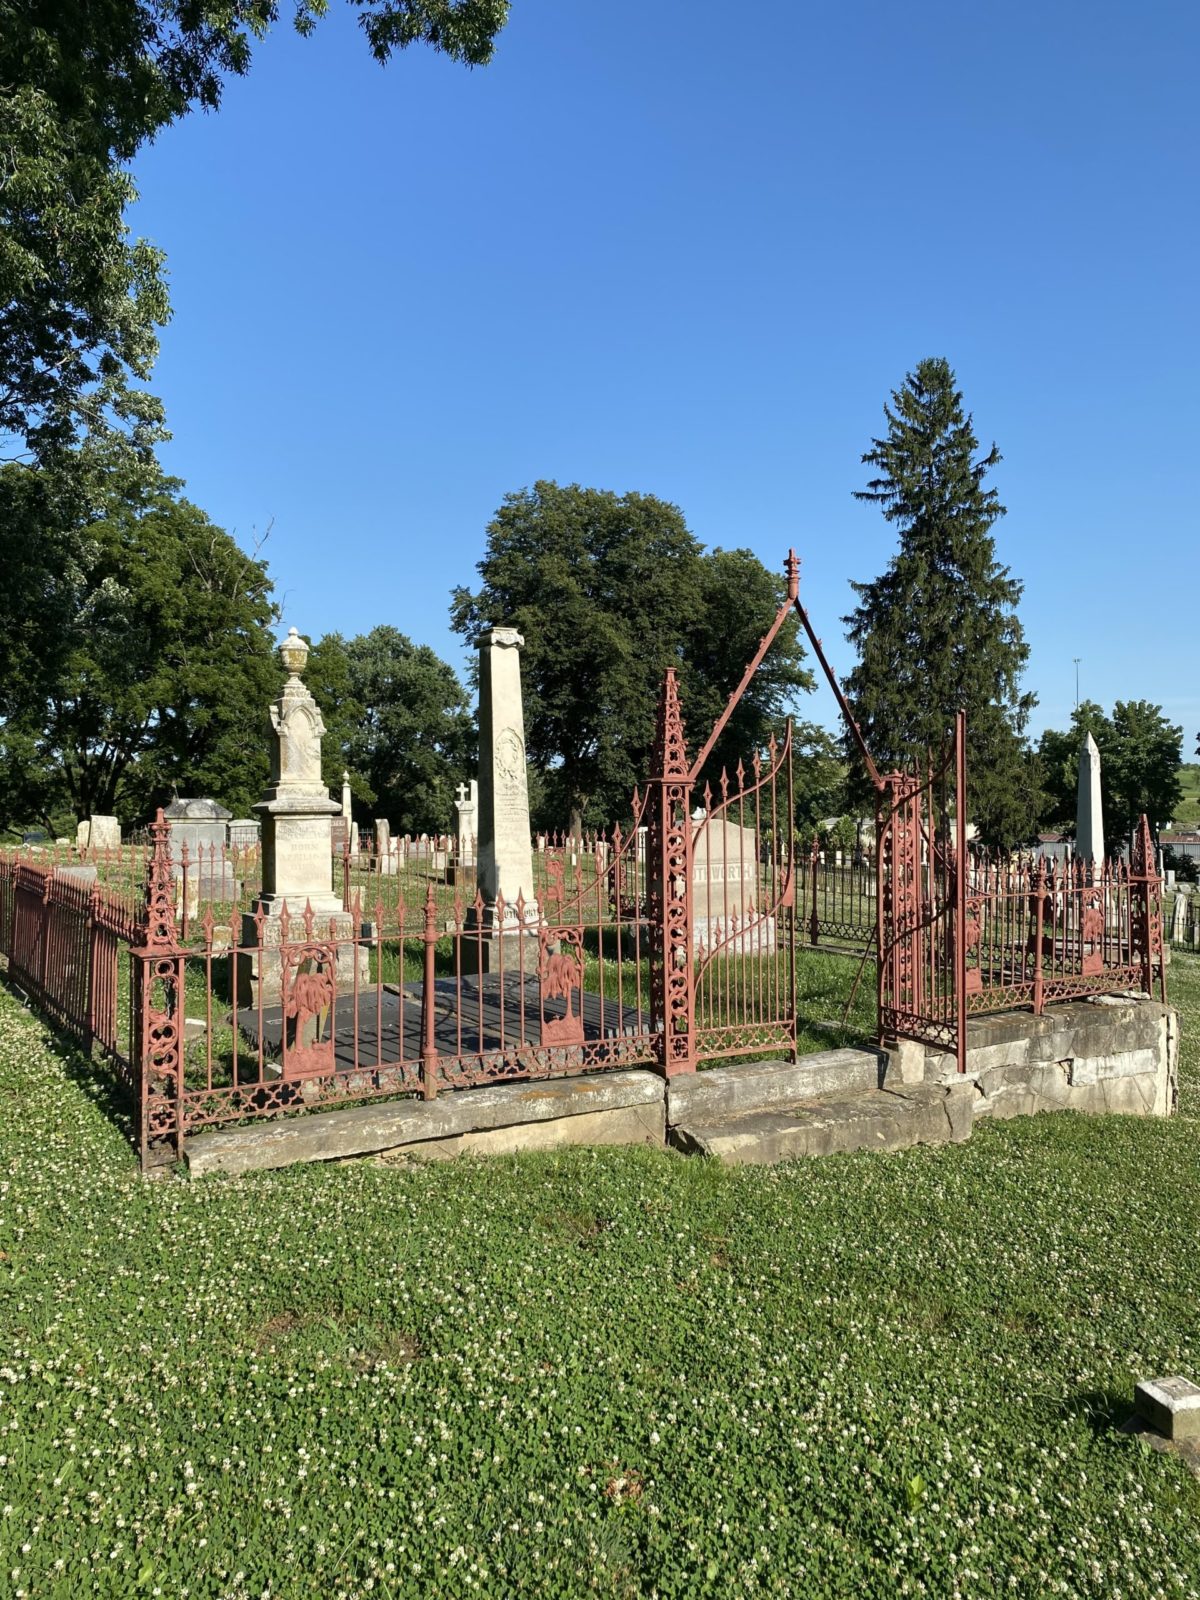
238, 628, 366, 1006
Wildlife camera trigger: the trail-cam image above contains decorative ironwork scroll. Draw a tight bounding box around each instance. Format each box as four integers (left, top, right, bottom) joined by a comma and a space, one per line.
135, 809, 185, 1165
648, 670, 695, 1076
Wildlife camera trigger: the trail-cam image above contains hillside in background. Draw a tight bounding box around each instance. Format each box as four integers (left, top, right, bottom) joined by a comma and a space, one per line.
1172, 765, 1200, 829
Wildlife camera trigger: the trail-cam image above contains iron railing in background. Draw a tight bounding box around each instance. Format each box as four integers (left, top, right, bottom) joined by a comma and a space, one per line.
0, 856, 140, 1072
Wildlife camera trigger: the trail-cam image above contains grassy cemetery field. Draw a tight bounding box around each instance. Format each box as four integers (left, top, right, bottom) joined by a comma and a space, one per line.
0, 960, 1196, 1598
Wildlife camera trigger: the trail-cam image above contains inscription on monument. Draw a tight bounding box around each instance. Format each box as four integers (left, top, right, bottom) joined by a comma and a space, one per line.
497, 727, 525, 786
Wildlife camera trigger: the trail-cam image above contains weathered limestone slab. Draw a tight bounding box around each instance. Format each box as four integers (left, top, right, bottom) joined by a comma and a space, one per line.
884, 1036, 927, 1086
922, 996, 1177, 1120
670, 1083, 964, 1165
1135, 1377, 1200, 1442
377, 1100, 664, 1161
55, 864, 98, 887
186, 1068, 663, 1177
667, 1049, 881, 1125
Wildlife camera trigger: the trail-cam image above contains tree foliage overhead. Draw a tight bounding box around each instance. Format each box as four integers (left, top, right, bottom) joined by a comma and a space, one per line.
450, 482, 813, 827
0, 447, 279, 828
1038, 699, 1183, 847
307, 626, 474, 835
1, 1, 512, 462
843, 357, 1036, 847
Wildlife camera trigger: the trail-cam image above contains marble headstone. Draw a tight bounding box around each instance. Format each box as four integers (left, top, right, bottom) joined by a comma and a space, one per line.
455, 779, 478, 866
164, 797, 237, 906
77, 815, 121, 851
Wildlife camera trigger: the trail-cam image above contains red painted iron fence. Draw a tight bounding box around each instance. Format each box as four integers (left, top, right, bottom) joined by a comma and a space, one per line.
0, 857, 140, 1073
130, 706, 805, 1163
0, 551, 1169, 1166
130, 808, 659, 1165
875, 718, 1167, 1066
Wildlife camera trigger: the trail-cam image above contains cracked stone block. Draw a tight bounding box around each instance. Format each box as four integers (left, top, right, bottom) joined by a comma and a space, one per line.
1135, 1376, 1200, 1441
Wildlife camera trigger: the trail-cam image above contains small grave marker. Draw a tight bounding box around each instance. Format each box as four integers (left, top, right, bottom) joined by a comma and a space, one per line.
1135, 1375, 1200, 1441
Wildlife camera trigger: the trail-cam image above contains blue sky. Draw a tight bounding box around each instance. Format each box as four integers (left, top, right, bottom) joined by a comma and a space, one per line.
130, 0, 1199, 747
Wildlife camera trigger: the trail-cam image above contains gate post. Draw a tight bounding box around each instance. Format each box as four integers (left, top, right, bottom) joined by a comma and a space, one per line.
420, 880, 440, 1100
953, 708, 968, 1075
808, 833, 820, 947
133, 809, 185, 1169
1131, 813, 1166, 1004
648, 669, 695, 1077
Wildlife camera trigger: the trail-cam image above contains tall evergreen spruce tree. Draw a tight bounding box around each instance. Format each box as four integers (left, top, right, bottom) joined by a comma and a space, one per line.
844, 359, 1037, 846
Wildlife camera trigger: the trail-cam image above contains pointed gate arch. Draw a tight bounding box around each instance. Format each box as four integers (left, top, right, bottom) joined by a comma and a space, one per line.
645, 549, 971, 1078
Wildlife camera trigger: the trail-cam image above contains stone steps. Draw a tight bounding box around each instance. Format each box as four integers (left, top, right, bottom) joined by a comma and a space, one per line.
669, 1081, 973, 1165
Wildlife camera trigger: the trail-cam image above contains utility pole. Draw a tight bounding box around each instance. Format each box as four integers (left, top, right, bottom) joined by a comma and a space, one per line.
1073, 658, 1080, 710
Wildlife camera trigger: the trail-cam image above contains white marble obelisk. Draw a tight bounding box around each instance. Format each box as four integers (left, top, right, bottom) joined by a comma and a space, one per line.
341, 769, 352, 820
473, 628, 538, 954
1075, 731, 1105, 865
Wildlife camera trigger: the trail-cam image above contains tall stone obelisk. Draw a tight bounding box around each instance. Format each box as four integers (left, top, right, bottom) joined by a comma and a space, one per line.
472, 627, 538, 964
1075, 731, 1105, 865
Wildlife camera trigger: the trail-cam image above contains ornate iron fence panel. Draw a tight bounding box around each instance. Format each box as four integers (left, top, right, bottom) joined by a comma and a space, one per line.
692, 727, 797, 1063
876, 769, 960, 1056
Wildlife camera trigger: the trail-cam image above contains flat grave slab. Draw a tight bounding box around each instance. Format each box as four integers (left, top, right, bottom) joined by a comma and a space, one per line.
235, 972, 649, 1072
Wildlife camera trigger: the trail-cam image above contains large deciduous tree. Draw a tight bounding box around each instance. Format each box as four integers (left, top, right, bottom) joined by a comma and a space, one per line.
1036, 700, 1113, 837
308, 627, 475, 835
449, 481, 813, 827
1038, 700, 1182, 847
1, 1, 512, 463
0, 449, 279, 827
843, 358, 1036, 847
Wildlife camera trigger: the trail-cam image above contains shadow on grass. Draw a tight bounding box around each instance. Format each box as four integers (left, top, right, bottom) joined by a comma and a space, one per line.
1058, 1388, 1137, 1437
1, 975, 138, 1154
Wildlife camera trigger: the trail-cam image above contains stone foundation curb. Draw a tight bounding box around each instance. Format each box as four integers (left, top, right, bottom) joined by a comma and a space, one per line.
375, 1101, 666, 1162
185, 997, 1177, 1176
186, 1068, 663, 1177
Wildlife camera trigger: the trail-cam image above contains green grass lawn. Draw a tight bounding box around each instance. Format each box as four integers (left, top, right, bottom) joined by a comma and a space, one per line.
0, 968, 1198, 1599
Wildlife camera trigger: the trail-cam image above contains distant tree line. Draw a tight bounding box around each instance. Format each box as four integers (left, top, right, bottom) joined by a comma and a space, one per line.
1, 363, 1188, 851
